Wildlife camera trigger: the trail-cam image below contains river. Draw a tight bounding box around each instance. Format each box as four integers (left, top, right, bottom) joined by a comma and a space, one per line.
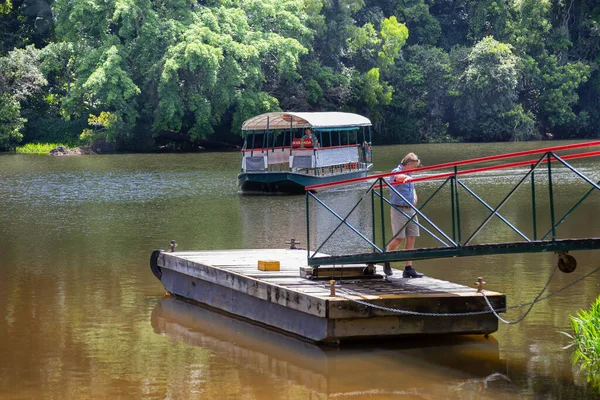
0, 141, 599, 399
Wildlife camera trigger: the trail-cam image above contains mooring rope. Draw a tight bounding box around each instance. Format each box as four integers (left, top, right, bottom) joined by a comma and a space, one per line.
331, 266, 600, 323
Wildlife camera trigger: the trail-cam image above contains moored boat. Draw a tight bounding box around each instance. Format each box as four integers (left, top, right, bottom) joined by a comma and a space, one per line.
238, 112, 373, 194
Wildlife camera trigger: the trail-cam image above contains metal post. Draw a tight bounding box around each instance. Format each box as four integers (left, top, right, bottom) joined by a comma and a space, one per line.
265, 118, 270, 170
271, 129, 276, 151
242, 132, 248, 170
450, 175, 456, 242
306, 192, 311, 258
371, 188, 376, 249
475, 277, 486, 292
289, 118, 293, 156
531, 164, 537, 240
454, 166, 462, 246
547, 153, 556, 240
282, 126, 286, 150
379, 178, 386, 251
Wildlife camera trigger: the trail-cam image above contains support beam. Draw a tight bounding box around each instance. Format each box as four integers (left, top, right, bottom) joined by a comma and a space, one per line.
308, 238, 600, 266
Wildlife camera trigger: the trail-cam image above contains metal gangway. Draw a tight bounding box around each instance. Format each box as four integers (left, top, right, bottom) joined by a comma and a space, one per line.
303, 141, 600, 272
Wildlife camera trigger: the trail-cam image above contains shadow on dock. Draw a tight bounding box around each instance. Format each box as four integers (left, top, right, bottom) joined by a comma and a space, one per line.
151, 297, 521, 398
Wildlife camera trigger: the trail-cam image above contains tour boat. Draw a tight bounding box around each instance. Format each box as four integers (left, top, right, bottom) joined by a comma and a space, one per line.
238, 112, 373, 194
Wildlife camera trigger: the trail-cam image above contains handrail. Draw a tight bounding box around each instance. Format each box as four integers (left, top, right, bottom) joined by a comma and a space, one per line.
305, 141, 600, 190
397, 150, 600, 186
304, 147, 600, 266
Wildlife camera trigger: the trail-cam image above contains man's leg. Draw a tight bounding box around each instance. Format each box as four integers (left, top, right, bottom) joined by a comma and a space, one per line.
386, 207, 409, 276
383, 237, 403, 276
403, 236, 415, 267
401, 213, 423, 278
402, 235, 423, 278
386, 237, 404, 252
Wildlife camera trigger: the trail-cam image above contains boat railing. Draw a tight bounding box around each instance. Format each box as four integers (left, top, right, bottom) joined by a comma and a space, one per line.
302, 141, 600, 267
293, 162, 368, 176
242, 144, 369, 173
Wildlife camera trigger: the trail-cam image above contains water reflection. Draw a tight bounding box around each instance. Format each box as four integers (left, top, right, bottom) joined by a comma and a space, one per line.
152, 297, 522, 399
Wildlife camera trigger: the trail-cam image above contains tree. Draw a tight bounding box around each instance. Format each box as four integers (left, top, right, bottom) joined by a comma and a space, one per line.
396, 45, 453, 142
0, 0, 53, 55
394, 0, 441, 46
453, 37, 535, 141
0, 93, 26, 149
0, 45, 46, 149
507, 0, 590, 137
0, 45, 46, 101
50, 0, 311, 148
346, 16, 407, 130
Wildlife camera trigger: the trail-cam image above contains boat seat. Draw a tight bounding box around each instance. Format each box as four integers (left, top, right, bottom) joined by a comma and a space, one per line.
291, 155, 313, 169
245, 156, 267, 171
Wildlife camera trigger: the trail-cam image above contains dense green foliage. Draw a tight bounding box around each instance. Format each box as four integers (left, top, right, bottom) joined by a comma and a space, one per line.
564, 295, 600, 390
15, 142, 67, 153
1, 0, 599, 151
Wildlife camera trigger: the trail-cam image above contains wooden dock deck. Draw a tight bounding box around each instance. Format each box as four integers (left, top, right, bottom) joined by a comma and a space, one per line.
151, 248, 505, 343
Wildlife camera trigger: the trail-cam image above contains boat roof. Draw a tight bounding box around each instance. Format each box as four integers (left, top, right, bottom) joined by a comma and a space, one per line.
242, 112, 371, 131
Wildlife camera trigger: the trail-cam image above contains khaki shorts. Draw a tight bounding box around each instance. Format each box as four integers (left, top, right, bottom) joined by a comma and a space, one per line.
391, 206, 420, 239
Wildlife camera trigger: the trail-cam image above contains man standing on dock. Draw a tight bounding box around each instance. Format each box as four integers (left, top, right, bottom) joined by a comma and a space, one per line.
384, 153, 424, 278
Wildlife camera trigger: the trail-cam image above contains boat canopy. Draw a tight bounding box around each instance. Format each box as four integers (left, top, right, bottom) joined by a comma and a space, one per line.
242, 112, 371, 132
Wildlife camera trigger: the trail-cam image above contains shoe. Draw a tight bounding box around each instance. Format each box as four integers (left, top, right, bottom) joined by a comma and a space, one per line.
403, 266, 424, 278
383, 262, 393, 276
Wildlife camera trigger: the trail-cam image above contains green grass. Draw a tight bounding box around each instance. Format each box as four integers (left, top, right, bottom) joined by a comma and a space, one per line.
563, 296, 600, 389
15, 143, 69, 154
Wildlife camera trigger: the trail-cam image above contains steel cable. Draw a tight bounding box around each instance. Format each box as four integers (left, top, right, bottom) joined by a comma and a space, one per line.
330, 266, 600, 322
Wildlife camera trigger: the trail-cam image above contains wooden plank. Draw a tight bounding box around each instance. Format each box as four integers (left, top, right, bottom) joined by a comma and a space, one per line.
326, 291, 506, 319
159, 269, 331, 341
158, 252, 328, 318
329, 313, 499, 338
259, 278, 318, 285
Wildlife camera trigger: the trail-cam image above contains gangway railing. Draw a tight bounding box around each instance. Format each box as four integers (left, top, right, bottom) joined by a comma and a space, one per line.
304, 141, 600, 270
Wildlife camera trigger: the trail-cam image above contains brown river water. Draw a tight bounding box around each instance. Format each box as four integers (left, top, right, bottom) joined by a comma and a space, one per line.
0, 141, 599, 399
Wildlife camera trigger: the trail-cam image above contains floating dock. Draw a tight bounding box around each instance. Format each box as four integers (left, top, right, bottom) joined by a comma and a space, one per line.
150, 248, 505, 343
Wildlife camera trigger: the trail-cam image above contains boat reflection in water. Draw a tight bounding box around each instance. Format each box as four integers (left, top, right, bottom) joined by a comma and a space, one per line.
151, 298, 522, 399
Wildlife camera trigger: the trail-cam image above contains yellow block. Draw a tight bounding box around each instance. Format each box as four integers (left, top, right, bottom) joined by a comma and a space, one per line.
258, 260, 280, 271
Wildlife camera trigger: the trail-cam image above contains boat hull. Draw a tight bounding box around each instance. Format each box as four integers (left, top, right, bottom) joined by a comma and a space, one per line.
238, 166, 372, 194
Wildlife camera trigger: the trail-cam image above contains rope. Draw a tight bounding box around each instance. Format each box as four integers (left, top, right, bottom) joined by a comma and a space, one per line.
331, 266, 600, 323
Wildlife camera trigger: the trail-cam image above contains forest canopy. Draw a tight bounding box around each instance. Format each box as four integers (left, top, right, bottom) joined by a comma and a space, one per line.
1, 0, 599, 151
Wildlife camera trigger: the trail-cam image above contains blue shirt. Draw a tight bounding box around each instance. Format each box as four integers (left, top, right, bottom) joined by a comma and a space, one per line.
389, 165, 414, 206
